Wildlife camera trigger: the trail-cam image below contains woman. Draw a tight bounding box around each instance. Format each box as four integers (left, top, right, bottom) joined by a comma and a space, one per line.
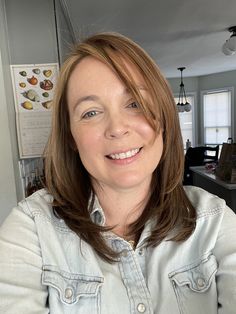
0, 32, 236, 314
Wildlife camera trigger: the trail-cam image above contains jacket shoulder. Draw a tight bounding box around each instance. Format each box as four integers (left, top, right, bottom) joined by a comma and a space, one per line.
18, 189, 54, 219
184, 186, 226, 218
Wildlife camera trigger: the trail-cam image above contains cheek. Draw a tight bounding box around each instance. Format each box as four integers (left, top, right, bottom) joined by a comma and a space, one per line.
137, 119, 157, 142
149, 130, 163, 159
71, 125, 102, 157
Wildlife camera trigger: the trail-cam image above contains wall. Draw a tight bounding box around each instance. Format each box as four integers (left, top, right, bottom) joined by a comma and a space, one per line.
0, 0, 59, 224
0, 0, 17, 224
6, 0, 58, 65
55, 0, 75, 64
168, 76, 199, 94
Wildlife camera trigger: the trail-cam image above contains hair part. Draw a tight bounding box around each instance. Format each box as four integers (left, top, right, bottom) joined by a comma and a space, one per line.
44, 32, 196, 262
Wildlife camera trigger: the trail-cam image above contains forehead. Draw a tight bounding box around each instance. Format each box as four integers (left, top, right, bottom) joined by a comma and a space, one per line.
67, 55, 145, 90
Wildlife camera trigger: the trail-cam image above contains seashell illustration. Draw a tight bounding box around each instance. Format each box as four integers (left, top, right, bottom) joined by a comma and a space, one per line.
19, 71, 27, 77
21, 101, 33, 110
32, 68, 40, 74
19, 82, 26, 88
40, 79, 53, 90
42, 100, 52, 109
22, 89, 40, 102
27, 76, 38, 85
42, 92, 49, 97
43, 70, 52, 77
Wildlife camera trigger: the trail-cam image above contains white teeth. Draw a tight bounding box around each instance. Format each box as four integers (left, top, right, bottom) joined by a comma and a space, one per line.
109, 148, 140, 160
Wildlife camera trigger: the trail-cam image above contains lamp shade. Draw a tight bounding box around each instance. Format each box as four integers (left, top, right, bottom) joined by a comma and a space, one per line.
184, 102, 191, 112
177, 103, 185, 113
222, 41, 235, 55
227, 36, 236, 51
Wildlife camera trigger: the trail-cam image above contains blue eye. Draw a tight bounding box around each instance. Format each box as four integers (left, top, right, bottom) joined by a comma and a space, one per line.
128, 101, 139, 108
82, 110, 98, 119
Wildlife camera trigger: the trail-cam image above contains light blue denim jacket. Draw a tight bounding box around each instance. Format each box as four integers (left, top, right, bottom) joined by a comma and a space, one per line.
0, 186, 236, 314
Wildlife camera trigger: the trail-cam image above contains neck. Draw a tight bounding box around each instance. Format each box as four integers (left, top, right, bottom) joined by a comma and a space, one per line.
93, 182, 150, 238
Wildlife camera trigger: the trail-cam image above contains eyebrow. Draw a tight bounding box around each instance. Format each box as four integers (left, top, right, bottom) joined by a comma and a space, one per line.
76, 95, 99, 105
72, 95, 100, 111
72, 85, 147, 110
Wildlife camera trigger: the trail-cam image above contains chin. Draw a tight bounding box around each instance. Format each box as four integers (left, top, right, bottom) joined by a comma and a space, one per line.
111, 174, 151, 190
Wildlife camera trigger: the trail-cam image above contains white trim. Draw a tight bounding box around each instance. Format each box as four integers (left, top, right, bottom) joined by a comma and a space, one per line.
200, 87, 234, 144
174, 91, 197, 147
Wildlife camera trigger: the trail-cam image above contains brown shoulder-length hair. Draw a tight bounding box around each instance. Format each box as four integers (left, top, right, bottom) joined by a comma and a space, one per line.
44, 32, 196, 262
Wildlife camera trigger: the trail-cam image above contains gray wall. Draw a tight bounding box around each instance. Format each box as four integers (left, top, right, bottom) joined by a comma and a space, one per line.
0, 0, 59, 224
55, 0, 75, 64
0, 0, 17, 224
168, 76, 199, 94
6, 0, 58, 64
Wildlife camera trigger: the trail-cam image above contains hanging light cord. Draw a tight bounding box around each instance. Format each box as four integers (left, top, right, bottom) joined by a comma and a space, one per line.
176, 67, 191, 113
178, 67, 188, 104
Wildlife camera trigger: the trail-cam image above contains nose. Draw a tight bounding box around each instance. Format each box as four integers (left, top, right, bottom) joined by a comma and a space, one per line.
105, 113, 130, 139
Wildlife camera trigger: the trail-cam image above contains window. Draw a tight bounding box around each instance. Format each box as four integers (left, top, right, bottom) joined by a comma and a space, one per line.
202, 89, 232, 145
174, 95, 195, 149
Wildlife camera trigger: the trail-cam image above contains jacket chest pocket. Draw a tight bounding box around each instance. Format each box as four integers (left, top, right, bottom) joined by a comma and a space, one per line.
169, 254, 218, 314
42, 266, 104, 314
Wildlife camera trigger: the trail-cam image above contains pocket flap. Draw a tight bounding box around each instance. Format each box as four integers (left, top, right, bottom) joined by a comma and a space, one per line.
42, 265, 104, 304
169, 254, 217, 292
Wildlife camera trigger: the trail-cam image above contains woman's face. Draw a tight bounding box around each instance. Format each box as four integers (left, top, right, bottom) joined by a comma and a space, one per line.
67, 56, 163, 192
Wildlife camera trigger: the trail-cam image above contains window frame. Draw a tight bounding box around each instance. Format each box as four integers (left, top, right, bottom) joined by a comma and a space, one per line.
200, 87, 234, 145
174, 92, 197, 149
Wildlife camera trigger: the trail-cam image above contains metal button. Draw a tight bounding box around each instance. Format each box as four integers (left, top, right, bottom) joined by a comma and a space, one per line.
128, 240, 136, 249
137, 303, 146, 313
122, 249, 129, 257
65, 287, 73, 299
197, 277, 205, 288
138, 248, 144, 256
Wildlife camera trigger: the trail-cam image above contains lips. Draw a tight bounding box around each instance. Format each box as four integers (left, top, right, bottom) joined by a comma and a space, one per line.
107, 147, 142, 160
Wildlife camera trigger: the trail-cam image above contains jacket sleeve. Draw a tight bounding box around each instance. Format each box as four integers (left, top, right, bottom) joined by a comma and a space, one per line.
0, 204, 49, 313
213, 206, 236, 313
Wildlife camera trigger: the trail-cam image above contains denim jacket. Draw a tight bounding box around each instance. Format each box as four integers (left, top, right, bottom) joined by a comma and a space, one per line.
0, 186, 236, 314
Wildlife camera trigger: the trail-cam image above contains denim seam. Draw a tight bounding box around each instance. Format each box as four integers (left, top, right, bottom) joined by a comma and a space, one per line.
197, 206, 224, 219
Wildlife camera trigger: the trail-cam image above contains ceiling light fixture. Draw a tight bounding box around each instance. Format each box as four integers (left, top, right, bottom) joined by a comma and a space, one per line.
176, 67, 191, 113
222, 26, 236, 56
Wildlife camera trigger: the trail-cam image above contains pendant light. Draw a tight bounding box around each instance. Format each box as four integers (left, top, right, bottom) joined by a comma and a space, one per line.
176, 67, 191, 113
222, 26, 236, 56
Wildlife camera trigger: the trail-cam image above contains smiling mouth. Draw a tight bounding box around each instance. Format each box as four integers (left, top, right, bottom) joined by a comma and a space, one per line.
106, 147, 142, 160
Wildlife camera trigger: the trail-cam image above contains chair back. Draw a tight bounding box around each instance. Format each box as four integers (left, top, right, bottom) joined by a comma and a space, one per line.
183, 145, 219, 185
203, 145, 219, 162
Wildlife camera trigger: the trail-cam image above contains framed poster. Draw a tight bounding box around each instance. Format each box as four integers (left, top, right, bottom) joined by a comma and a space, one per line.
11, 63, 59, 158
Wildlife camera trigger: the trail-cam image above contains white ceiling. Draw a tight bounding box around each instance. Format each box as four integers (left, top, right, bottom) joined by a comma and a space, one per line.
62, 0, 236, 78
